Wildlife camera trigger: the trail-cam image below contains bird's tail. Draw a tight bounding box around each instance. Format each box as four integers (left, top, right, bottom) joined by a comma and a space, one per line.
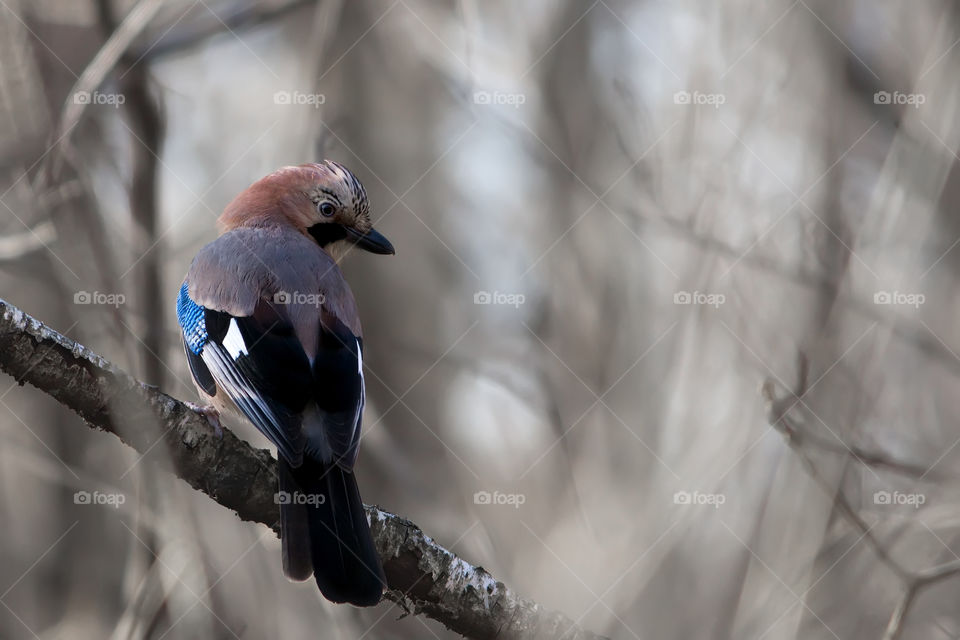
278, 458, 385, 606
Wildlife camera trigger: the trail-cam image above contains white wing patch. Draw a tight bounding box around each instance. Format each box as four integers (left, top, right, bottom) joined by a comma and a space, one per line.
355, 338, 365, 443
357, 339, 365, 417
223, 318, 248, 359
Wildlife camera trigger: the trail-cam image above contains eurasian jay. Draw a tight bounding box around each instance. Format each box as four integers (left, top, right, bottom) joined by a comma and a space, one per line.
175, 161, 393, 606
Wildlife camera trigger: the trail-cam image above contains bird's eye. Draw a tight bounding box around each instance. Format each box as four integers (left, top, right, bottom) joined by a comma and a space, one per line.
319, 202, 336, 217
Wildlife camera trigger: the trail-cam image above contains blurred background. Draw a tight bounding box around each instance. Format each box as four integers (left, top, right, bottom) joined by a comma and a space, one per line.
1, 0, 958, 638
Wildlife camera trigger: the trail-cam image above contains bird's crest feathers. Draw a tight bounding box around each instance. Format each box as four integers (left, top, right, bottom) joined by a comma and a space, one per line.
218, 160, 372, 236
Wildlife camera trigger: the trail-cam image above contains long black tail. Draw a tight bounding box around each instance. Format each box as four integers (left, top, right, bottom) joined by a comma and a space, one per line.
278, 458, 385, 606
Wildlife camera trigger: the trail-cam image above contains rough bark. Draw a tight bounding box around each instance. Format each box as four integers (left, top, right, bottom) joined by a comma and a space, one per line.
0, 297, 606, 640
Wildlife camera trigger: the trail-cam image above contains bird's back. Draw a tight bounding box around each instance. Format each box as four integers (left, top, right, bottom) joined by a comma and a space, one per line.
186, 224, 361, 360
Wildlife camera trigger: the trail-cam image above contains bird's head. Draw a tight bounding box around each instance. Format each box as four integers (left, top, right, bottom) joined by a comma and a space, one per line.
219, 160, 394, 260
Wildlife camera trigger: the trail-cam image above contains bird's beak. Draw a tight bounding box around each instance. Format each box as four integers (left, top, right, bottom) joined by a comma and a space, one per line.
346, 226, 395, 255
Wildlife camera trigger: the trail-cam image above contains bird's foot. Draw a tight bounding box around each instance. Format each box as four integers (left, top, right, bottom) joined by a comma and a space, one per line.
185, 402, 223, 438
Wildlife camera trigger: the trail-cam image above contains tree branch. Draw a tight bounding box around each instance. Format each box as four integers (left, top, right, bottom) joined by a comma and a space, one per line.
762, 365, 960, 640
0, 298, 606, 640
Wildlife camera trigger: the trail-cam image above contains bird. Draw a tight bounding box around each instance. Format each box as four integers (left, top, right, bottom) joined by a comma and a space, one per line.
175, 161, 393, 606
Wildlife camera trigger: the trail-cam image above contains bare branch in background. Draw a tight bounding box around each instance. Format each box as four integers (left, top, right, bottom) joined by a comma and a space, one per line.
135, 0, 315, 61
762, 369, 960, 640
0, 298, 607, 640
97, 0, 167, 385
0, 221, 57, 262
45, 0, 165, 180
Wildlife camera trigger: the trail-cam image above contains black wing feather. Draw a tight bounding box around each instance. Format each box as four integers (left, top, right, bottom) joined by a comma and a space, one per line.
200, 303, 313, 465
182, 335, 216, 396
309, 316, 364, 468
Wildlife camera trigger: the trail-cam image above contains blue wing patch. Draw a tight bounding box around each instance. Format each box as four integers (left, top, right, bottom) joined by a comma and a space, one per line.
177, 282, 208, 355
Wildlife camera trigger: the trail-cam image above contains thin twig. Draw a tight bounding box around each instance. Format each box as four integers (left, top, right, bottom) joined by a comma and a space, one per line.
133, 0, 314, 61
763, 370, 960, 640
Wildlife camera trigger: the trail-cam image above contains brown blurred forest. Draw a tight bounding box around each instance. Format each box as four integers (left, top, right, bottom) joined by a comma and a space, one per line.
1, 0, 960, 638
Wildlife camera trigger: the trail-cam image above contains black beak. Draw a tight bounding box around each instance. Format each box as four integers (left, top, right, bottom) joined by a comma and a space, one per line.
346, 226, 395, 255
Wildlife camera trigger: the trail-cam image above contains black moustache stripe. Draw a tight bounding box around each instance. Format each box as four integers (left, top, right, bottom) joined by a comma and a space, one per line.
308, 223, 348, 247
